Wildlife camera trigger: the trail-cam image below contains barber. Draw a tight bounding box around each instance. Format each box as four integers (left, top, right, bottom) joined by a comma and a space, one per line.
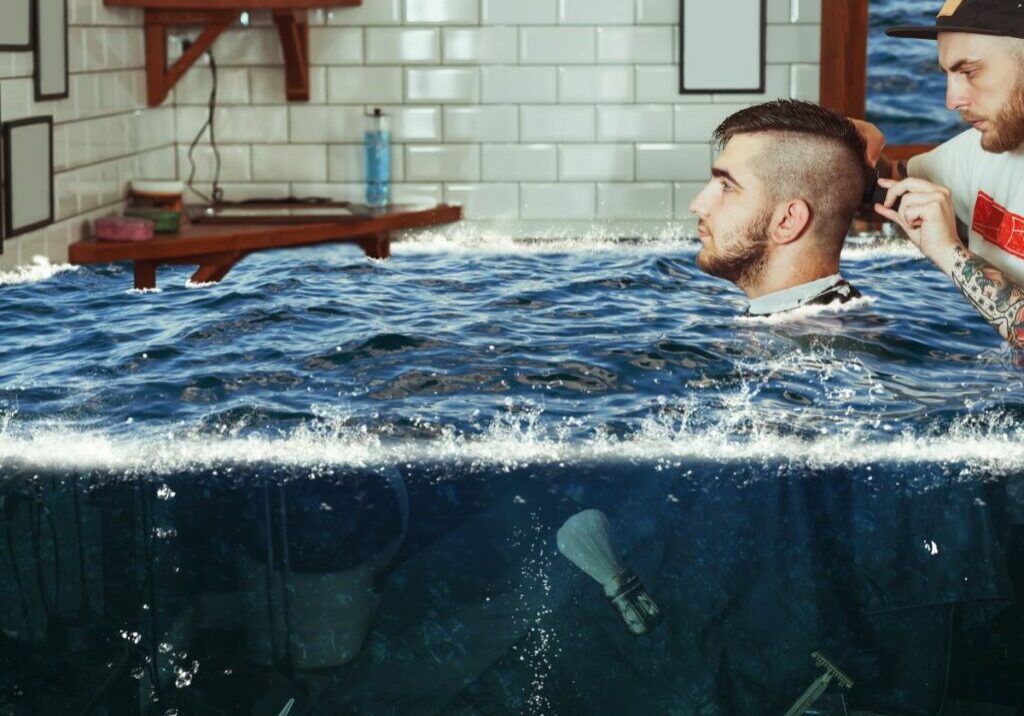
855, 0, 1024, 347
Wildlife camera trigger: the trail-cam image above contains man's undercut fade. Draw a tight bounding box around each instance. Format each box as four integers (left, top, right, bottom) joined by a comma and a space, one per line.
712, 99, 874, 254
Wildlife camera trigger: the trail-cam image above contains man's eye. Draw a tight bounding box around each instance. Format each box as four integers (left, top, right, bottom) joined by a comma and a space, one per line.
720, 180, 733, 192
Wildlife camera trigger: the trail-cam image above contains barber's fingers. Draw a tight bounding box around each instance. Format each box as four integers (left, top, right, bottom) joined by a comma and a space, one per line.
874, 203, 903, 227
874, 204, 920, 245
897, 192, 948, 227
874, 191, 946, 238
877, 177, 951, 210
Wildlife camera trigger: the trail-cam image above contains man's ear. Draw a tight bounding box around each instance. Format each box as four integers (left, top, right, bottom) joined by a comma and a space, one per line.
770, 199, 811, 245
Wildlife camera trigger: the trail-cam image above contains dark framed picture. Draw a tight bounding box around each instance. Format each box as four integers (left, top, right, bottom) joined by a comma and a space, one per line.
34, 0, 70, 101
0, 0, 32, 51
680, 0, 766, 94
2, 117, 55, 239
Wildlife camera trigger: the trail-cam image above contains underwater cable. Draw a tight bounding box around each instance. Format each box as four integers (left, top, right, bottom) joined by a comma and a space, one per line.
278, 482, 297, 677
262, 478, 279, 663
2, 501, 32, 635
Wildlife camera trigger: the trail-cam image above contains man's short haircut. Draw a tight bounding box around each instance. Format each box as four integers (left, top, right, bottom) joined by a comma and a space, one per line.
712, 99, 873, 253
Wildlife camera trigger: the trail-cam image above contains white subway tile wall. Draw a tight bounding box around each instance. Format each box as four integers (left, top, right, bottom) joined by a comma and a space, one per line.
1, 0, 824, 267
0, 1, 170, 269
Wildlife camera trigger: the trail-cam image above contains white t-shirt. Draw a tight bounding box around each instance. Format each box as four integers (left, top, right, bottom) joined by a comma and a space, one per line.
908, 128, 1024, 285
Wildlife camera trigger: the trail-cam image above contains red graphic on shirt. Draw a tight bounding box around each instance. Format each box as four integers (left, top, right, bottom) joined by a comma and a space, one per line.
972, 192, 1024, 259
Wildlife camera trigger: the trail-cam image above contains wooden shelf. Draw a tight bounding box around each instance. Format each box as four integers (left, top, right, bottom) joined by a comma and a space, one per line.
104, 0, 361, 107
69, 204, 463, 290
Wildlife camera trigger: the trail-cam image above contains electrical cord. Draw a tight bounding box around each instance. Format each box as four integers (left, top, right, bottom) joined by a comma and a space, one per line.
70, 477, 92, 621
3, 506, 33, 634
931, 602, 956, 716
185, 49, 224, 207
278, 483, 295, 675
43, 502, 62, 621
263, 479, 279, 662
28, 493, 56, 623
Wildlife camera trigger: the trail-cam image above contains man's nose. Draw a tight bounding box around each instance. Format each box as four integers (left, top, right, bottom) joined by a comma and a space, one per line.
946, 75, 967, 111
689, 183, 713, 216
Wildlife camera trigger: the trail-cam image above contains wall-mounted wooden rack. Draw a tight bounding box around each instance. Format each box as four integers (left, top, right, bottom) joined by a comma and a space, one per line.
104, 0, 361, 107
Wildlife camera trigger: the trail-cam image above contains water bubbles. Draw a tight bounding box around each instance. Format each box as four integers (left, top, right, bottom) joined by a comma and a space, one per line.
156, 484, 176, 500
120, 629, 142, 644
174, 660, 200, 689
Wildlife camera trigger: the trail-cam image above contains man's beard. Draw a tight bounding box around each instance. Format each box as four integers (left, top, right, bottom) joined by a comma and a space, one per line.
965, 71, 1024, 153
696, 209, 772, 287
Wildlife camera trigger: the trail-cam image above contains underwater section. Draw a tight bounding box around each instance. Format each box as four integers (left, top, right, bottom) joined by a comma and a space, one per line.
0, 456, 1021, 715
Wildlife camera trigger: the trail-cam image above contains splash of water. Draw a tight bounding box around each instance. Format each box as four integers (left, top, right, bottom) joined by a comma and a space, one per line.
0, 256, 78, 286
1, 405, 1022, 475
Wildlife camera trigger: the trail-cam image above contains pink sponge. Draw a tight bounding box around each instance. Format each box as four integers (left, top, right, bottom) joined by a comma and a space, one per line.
95, 216, 155, 242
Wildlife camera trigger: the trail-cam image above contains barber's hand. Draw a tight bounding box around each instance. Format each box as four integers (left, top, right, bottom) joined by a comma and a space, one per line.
850, 118, 886, 168
875, 177, 960, 274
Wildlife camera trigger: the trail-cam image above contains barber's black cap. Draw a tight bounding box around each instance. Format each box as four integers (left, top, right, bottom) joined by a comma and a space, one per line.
886, 0, 1024, 40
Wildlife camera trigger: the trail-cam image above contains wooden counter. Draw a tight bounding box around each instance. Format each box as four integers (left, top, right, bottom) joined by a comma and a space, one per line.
69, 204, 462, 290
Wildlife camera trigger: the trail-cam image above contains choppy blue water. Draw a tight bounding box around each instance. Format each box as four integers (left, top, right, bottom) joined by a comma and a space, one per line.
1, 236, 1022, 715
868, 0, 967, 145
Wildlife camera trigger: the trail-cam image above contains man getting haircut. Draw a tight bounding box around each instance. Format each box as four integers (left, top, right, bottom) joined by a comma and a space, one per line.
689, 99, 874, 316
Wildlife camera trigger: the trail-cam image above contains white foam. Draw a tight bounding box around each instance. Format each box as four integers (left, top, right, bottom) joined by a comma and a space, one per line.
394, 230, 695, 257
841, 242, 925, 260
185, 280, 219, 289
0, 408, 1021, 474
393, 229, 922, 261
0, 256, 78, 286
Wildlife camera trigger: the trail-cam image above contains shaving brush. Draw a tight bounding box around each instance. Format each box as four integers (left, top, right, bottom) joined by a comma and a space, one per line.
556, 509, 662, 635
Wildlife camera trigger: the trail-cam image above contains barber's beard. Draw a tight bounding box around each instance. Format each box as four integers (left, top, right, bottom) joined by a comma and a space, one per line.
696, 210, 772, 287
970, 72, 1024, 153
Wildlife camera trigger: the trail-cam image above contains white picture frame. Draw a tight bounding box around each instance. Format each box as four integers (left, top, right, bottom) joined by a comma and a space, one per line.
0, 0, 32, 51
34, 0, 69, 101
680, 0, 766, 94
2, 117, 55, 239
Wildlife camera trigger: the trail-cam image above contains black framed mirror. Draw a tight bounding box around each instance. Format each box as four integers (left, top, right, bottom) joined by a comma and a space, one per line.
34, 0, 69, 101
2, 117, 55, 239
0, 0, 32, 51
680, 0, 766, 94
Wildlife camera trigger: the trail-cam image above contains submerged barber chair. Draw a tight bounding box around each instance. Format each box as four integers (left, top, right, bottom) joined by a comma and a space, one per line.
238, 469, 408, 670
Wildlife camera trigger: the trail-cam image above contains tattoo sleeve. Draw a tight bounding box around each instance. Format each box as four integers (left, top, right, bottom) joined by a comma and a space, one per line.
950, 246, 1024, 348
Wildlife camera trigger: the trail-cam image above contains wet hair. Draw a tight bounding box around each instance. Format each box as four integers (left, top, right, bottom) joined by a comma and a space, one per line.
712, 99, 873, 254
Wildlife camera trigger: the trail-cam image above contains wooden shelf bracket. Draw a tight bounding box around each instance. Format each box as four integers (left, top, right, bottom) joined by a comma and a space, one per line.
272, 10, 311, 102
144, 9, 238, 107
142, 8, 311, 107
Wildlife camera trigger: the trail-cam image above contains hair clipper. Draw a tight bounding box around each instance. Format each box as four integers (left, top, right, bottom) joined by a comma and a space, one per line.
864, 169, 902, 212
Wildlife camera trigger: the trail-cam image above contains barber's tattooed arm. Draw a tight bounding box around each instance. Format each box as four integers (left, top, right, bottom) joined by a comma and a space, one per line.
950, 246, 1024, 348
874, 176, 1024, 348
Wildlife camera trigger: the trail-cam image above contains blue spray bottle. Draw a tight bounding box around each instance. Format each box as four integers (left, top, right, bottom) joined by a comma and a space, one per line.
364, 108, 391, 209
